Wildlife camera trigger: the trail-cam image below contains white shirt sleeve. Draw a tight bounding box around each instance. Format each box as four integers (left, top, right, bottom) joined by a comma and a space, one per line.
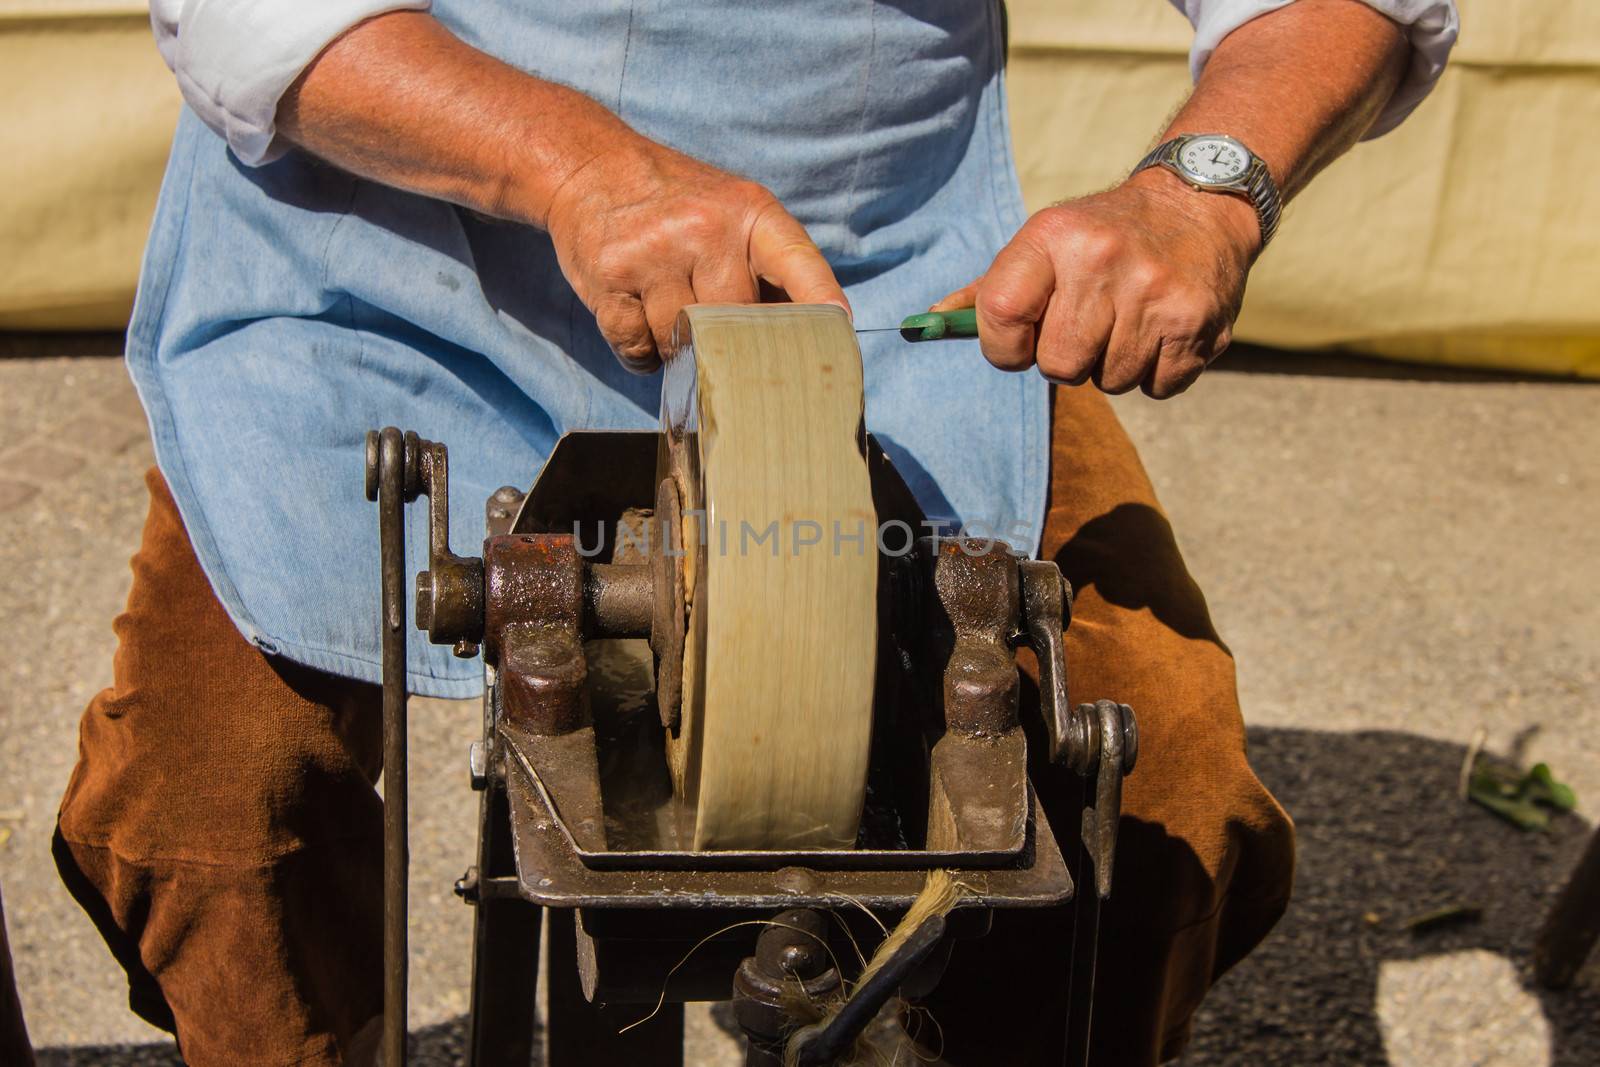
1166, 0, 1460, 138
150, 0, 432, 166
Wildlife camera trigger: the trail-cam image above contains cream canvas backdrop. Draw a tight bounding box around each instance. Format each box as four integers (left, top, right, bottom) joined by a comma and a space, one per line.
2, 0, 1596, 376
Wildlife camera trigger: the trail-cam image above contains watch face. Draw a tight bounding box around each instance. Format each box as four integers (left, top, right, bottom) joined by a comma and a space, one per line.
1176, 136, 1250, 185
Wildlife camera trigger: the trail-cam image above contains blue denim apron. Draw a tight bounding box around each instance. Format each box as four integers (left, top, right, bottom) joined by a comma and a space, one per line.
126, 1, 1049, 697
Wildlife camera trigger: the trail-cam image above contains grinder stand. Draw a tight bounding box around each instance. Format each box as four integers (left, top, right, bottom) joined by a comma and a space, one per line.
365, 426, 1137, 1067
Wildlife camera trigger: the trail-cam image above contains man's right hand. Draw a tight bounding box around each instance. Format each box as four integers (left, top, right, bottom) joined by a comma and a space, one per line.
544, 138, 849, 372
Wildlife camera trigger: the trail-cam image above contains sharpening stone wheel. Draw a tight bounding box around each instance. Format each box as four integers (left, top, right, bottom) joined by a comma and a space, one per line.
658, 304, 878, 850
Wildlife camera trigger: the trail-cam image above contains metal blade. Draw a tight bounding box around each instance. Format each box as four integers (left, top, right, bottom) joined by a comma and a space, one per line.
855, 307, 979, 342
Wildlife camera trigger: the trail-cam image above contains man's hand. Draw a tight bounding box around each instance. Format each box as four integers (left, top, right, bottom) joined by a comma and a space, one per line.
278, 11, 845, 374
934, 0, 1410, 399
933, 170, 1259, 399
545, 139, 847, 373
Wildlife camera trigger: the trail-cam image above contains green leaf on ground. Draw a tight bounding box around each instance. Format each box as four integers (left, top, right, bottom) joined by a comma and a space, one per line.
1467, 759, 1578, 831
1522, 763, 1577, 811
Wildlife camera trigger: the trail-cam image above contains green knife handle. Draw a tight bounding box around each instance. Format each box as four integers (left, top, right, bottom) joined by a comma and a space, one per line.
898, 307, 978, 342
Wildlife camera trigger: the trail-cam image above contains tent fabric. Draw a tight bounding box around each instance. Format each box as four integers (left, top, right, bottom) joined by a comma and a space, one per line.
2, 0, 1596, 377
0, 7, 178, 329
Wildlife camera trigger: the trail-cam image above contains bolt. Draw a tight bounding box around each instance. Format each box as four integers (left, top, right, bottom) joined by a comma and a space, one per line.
774, 867, 820, 895
778, 942, 823, 977
468, 740, 488, 790
493, 486, 523, 505
454, 866, 480, 905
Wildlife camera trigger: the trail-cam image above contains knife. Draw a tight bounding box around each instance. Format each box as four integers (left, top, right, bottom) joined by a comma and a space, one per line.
856, 307, 978, 343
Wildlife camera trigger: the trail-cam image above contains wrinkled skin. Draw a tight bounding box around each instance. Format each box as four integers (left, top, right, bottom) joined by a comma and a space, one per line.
933, 169, 1262, 399
545, 139, 850, 373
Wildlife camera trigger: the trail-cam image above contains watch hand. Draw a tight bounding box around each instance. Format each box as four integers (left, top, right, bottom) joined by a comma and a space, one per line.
1211, 148, 1223, 164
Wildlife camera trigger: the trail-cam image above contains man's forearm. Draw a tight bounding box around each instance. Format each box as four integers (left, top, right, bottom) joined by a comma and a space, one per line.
1147, 0, 1411, 206
276, 11, 628, 228
274, 10, 846, 367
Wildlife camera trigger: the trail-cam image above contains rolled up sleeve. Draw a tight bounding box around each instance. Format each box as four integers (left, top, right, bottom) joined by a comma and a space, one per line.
1167, 0, 1460, 137
150, 0, 432, 165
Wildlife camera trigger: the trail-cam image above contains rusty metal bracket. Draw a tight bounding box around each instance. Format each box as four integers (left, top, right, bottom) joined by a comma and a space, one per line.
917, 540, 1029, 855
404, 433, 485, 658
1018, 559, 1074, 764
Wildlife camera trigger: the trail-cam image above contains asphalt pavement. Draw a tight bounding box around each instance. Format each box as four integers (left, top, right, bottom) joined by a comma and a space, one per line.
0, 339, 1594, 1065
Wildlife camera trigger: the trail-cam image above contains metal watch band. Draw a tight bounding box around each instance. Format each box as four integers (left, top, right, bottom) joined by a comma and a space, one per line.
1133, 136, 1282, 248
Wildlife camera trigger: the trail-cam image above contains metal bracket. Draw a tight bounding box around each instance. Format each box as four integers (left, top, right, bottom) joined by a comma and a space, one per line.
1076, 699, 1137, 899
1019, 559, 1073, 765
1014, 559, 1138, 899
404, 433, 485, 658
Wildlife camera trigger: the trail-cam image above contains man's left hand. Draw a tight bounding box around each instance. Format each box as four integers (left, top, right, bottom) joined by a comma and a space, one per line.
933, 170, 1262, 399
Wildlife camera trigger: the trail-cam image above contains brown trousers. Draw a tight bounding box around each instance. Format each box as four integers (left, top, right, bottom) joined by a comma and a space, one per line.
55, 385, 1292, 1066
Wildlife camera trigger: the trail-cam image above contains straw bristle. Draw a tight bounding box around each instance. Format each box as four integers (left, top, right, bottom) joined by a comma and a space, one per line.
782, 870, 966, 1067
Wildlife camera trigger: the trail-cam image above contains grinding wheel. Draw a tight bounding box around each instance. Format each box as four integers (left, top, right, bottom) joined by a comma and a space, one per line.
658, 304, 878, 850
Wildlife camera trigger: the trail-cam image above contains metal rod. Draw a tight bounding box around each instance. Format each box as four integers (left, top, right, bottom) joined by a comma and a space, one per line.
584, 562, 654, 637
1061, 775, 1100, 1067
377, 427, 410, 1067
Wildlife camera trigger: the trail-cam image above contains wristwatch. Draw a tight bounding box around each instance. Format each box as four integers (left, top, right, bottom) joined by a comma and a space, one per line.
1132, 134, 1282, 248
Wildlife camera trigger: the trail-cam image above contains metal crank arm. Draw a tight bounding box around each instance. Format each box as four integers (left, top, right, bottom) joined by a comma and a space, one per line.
364, 427, 420, 1067
365, 426, 491, 1066
1016, 560, 1139, 1065
1017, 561, 1139, 896
367, 428, 504, 1067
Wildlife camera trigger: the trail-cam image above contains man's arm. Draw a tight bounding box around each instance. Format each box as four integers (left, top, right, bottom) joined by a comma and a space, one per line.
276, 12, 847, 370
936, 0, 1415, 398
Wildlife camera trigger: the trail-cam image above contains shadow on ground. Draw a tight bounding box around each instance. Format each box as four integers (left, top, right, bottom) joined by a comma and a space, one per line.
32, 728, 1597, 1066
1213, 343, 1595, 384
1180, 727, 1598, 1066
34, 1017, 478, 1066
0, 332, 124, 359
